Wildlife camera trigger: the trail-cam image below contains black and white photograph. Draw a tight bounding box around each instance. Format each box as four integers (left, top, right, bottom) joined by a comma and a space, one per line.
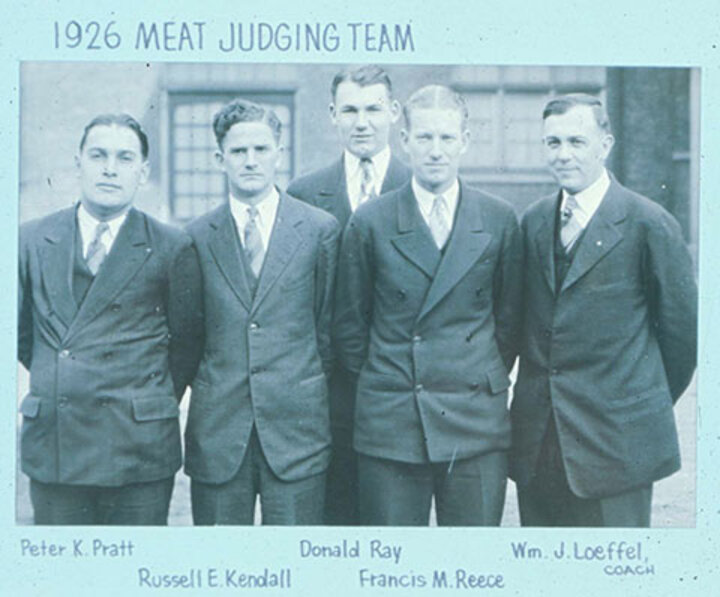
17, 62, 699, 529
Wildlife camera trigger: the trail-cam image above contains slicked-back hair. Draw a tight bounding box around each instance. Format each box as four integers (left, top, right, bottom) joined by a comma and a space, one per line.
213, 99, 282, 148
79, 113, 149, 159
331, 64, 393, 100
543, 93, 612, 134
403, 85, 469, 131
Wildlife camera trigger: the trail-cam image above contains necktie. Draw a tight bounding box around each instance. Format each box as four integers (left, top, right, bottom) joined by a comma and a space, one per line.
86, 221, 110, 275
244, 205, 265, 278
359, 157, 376, 205
560, 195, 583, 251
429, 195, 451, 249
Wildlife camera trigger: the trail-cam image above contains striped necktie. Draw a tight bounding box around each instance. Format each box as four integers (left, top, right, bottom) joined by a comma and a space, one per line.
429, 195, 451, 249
86, 221, 110, 275
560, 195, 583, 251
359, 157, 376, 205
244, 205, 265, 278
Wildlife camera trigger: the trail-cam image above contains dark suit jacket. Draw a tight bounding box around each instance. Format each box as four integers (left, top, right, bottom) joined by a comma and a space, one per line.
287, 154, 411, 227
287, 154, 411, 446
184, 193, 341, 484
511, 178, 698, 499
18, 206, 203, 486
335, 181, 522, 463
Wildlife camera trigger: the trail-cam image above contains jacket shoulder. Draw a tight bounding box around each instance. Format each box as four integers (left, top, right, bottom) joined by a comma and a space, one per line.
185, 204, 225, 238
285, 194, 340, 232
135, 210, 192, 252
462, 183, 518, 220
286, 162, 340, 201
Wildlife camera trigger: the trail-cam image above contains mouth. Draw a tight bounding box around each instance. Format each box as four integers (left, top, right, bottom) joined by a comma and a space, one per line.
96, 183, 122, 191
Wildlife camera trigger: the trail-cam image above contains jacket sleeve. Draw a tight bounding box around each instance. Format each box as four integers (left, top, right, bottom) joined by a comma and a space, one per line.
492, 207, 524, 373
18, 227, 33, 370
166, 237, 205, 399
314, 216, 341, 377
645, 210, 698, 402
333, 212, 373, 375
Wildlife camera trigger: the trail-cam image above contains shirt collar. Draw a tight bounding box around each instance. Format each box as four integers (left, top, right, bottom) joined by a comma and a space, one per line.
412, 177, 460, 220
561, 168, 610, 228
344, 146, 392, 182
77, 201, 127, 242
229, 186, 280, 228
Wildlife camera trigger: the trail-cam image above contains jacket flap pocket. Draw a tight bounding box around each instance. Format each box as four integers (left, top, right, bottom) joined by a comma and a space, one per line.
132, 396, 179, 421
486, 367, 511, 394
19, 394, 41, 418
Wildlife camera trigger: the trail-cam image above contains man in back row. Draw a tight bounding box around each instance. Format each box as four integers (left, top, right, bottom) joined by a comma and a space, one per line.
288, 65, 410, 525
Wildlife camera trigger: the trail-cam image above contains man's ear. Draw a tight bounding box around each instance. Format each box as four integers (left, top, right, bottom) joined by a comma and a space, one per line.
214, 149, 225, 169
329, 102, 337, 126
399, 128, 409, 153
138, 160, 150, 186
389, 99, 401, 124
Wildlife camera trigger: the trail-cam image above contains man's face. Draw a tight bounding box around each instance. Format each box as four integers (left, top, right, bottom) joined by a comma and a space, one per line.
400, 107, 470, 194
216, 121, 282, 203
542, 104, 614, 194
76, 124, 149, 220
330, 81, 400, 159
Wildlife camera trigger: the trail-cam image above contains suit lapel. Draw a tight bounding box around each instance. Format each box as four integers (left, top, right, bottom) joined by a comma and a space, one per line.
560, 183, 626, 293
381, 156, 409, 194
390, 183, 441, 279
418, 186, 492, 321
64, 208, 152, 341
208, 205, 253, 311
251, 193, 304, 314
39, 207, 77, 334
533, 195, 559, 295
315, 158, 351, 224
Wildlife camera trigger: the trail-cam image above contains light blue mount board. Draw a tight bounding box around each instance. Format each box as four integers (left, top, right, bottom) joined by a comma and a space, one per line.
0, 1, 718, 595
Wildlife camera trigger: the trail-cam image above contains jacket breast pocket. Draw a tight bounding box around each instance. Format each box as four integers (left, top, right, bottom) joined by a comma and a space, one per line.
132, 396, 179, 422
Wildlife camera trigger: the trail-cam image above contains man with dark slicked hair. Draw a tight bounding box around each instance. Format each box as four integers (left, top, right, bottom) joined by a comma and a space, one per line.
287, 65, 410, 525
18, 113, 203, 525
511, 93, 697, 527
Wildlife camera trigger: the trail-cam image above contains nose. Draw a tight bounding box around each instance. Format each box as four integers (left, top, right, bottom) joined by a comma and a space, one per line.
103, 156, 118, 176
555, 142, 571, 161
429, 136, 443, 159
355, 109, 369, 129
245, 149, 258, 169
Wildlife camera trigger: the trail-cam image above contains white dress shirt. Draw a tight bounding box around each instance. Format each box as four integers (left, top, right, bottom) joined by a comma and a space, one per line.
344, 146, 392, 212
560, 169, 611, 230
229, 186, 280, 252
77, 202, 127, 258
412, 177, 460, 241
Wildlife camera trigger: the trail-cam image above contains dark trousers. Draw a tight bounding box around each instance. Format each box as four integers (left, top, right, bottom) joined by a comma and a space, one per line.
30, 477, 174, 525
324, 367, 359, 525
358, 451, 508, 526
517, 416, 652, 527
191, 428, 326, 526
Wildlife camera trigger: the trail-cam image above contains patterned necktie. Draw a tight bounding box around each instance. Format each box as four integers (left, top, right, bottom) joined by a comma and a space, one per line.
359, 157, 376, 205
429, 195, 451, 249
560, 195, 583, 251
86, 221, 110, 275
244, 205, 265, 278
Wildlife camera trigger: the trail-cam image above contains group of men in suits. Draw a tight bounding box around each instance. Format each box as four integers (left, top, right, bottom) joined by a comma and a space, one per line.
18, 65, 697, 528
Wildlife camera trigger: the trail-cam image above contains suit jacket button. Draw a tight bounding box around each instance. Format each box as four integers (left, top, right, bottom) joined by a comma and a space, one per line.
58, 397, 68, 407
413, 335, 422, 343
551, 368, 559, 376
249, 322, 259, 330
59, 349, 70, 359
415, 384, 424, 393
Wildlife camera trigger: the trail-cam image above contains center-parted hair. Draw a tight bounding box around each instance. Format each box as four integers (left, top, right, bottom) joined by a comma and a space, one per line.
79, 113, 149, 159
402, 85, 469, 130
331, 64, 393, 100
213, 99, 282, 148
542, 93, 612, 134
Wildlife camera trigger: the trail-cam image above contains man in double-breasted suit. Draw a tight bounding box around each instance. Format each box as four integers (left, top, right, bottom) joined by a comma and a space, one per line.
511, 94, 697, 526
18, 114, 203, 525
287, 65, 410, 525
185, 99, 340, 525
335, 85, 522, 526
